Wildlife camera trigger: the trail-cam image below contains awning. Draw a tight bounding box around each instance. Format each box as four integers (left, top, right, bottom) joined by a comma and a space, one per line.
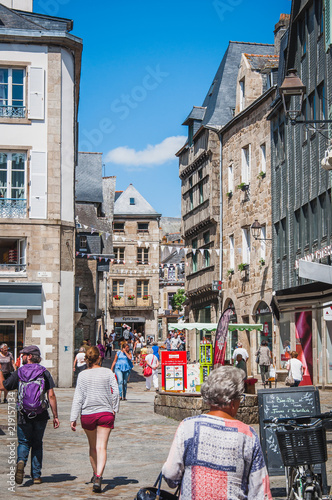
168, 323, 263, 332
228, 323, 263, 331
0, 283, 42, 311
168, 323, 217, 331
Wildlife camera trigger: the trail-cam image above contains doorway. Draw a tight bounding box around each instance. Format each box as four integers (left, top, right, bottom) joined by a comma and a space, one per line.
0, 320, 24, 360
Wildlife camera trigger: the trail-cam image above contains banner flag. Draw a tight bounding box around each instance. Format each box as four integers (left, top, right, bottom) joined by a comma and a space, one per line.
213, 308, 232, 367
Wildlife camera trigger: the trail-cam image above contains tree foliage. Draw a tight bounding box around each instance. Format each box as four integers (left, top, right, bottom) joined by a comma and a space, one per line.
171, 289, 186, 312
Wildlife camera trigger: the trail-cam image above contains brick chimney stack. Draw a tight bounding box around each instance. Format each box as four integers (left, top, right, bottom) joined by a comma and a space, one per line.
0, 0, 33, 11
274, 13, 290, 55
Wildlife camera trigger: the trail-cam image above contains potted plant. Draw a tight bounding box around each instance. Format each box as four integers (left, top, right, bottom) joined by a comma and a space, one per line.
238, 263, 249, 272
259, 258, 265, 267
257, 171, 266, 180
227, 268, 234, 276
237, 182, 249, 191
128, 295, 135, 300
114, 295, 122, 300
142, 295, 149, 300
226, 191, 233, 198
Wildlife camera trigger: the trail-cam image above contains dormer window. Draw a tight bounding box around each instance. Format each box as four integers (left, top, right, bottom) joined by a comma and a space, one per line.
130, 198, 135, 205
188, 123, 193, 147
208, 79, 216, 96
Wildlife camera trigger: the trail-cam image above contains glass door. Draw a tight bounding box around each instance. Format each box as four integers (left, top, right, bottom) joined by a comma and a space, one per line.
0, 320, 23, 360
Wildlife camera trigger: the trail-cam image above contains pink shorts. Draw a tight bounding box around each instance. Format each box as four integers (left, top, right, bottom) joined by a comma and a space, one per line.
81, 412, 115, 431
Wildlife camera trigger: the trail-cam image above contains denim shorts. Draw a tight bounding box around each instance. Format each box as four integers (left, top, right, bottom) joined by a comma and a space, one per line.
81, 412, 115, 431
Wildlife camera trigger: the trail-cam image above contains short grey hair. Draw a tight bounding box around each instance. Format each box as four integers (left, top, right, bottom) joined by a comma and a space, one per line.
146, 347, 153, 355
0, 343, 8, 349
201, 366, 244, 408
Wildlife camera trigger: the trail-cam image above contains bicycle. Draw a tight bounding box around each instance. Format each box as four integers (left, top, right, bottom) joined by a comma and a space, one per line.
264, 412, 332, 500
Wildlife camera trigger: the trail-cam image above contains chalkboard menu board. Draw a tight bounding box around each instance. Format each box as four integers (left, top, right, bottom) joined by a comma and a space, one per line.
258, 387, 321, 476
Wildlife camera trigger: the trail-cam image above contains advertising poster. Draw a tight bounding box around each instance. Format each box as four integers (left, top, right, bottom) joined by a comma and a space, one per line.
295, 311, 313, 386
161, 351, 187, 392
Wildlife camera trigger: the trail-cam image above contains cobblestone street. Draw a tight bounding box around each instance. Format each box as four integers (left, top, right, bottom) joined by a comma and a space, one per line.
0, 363, 331, 499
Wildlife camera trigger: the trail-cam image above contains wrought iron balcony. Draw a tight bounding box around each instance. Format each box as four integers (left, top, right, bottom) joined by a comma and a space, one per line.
0, 263, 26, 273
0, 105, 26, 118
0, 199, 27, 218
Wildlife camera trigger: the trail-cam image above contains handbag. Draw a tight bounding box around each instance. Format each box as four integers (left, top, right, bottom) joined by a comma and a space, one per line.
143, 365, 153, 377
255, 348, 260, 364
285, 372, 294, 386
135, 473, 180, 500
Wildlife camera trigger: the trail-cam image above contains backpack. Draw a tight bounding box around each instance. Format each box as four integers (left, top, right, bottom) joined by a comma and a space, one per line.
17, 364, 48, 417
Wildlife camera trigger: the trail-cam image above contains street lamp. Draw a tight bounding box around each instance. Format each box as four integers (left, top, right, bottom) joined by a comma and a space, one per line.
280, 68, 332, 125
251, 220, 272, 241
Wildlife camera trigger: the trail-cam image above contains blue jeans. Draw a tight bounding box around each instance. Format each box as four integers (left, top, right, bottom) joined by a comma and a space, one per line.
115, 369, 130, 398
17, 419, 48, 479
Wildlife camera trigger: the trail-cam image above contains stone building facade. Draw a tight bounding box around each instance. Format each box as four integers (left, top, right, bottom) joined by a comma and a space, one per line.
0, 0, 82, 386
221, 54, 278, 375
178, 41, 275, 360
108, 184, 161, 339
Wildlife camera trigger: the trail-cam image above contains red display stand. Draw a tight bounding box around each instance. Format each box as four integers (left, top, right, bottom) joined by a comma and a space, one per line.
161, 351, 187, 392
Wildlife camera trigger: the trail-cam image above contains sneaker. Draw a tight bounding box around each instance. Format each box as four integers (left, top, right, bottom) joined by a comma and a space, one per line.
15, 460, 25, 484
33, 477, 42, 484
93, 475, 102, 493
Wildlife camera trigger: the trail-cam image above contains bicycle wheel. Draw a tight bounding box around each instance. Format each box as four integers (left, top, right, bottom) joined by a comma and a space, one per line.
285, 466, 296, 500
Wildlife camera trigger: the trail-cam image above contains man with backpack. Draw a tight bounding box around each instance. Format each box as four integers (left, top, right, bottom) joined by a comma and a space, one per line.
0, 344, 59, 485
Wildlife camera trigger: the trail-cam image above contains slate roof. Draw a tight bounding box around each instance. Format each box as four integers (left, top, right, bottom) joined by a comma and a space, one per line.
200, 41, 275, 128
75, 203, 113, 255
182, 106, 206, 126
160, 217, 181, 236
161, 247, 185, 265
244, 53, 279, 71
0, 3, 73, 32
76, 152, 103, 204
114, 184, 161, 217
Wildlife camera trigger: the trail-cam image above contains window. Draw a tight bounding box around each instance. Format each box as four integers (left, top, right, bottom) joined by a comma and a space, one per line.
189, 189, 193, 210
320, 194, 327, 238
113, 222, 125, 232
260, 225, 266, 260
137, 222, 149, 232
0, 238, 26, 273
114, 247, 125, 262
199, 182, 204, 204
137, 247, 149, 264
112, 280, 124, 296
310, 199, 318, 242
0, 152, 27, 218
79, 235, 87, 250
137, 280, 149, 298
302, 205, 309, 246
229, 235, 234, 269
239, 79, 245, 111
192, 237, 197, 273
309, 92, 316, 121
318, 84, 325, 120
203, 231, 210, 245
189, 176, 193, 188
279, 125, 285, 162
275, 222, 280, 259
241, 146, 250, 184
260, 144, 266, 173
228, 164, 233, 193
0, 68, 25, 117
299, 17, 306, 55
204, 249, 210, 268
294, 210, 300, 250
130, 198, 135, 205
281, 218, 287, 256
242, 227, 250, 264
168, 292, 175, 309
198, 169, 203, 180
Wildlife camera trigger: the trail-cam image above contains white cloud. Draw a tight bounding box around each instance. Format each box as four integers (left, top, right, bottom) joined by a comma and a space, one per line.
105, 136, 187, 167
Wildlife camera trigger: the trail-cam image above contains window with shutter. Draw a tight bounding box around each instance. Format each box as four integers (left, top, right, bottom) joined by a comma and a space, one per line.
28, 67, 44, 120
30, 151, 47, 219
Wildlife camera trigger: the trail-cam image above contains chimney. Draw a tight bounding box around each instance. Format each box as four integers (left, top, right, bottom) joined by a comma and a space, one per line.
274, 13, 290, 56
0, 0, 33, 11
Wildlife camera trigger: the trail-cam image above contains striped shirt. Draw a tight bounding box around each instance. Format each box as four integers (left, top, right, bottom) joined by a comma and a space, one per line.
70, 367, 119, 422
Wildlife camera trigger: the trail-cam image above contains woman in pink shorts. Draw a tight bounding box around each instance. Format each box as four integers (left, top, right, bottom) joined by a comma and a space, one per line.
70, 346, 119, 493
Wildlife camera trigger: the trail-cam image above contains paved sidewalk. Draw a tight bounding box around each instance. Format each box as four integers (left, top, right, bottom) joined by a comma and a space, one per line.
0, 361, 331, 499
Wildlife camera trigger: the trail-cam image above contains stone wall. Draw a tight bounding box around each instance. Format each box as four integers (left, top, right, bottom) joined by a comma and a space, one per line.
154, 392, 259, 424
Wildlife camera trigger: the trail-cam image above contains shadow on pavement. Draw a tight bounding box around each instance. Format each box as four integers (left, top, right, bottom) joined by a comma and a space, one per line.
23, 473, 77, 486
128, 369, 145, 383
102, 475, 139, 492
271, 487, 286, 499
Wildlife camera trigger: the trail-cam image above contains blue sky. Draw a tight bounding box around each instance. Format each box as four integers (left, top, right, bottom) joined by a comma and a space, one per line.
35, 0, 291, 217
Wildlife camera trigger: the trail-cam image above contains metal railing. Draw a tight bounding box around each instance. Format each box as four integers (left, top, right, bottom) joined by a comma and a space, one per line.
0, 199, 27, 218
0, 105, 26, 118
0, 263, 26, 273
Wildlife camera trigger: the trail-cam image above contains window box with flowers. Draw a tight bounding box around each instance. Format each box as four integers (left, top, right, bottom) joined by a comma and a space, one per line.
114, 295, 122, 300
128, 295, 135, 300
142, 295, 149, 300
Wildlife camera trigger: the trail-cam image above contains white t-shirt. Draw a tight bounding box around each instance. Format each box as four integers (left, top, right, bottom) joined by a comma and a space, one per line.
287, 358, 303, 381
145, 354, 158, 369
170, 337, 181, 350
232, 347, 249, 361
76, 352, 86, 368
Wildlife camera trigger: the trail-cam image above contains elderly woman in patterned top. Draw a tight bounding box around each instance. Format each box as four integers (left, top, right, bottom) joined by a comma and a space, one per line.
162, 366, 272, 500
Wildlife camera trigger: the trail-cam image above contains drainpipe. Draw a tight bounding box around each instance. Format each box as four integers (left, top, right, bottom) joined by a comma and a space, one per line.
104, 272, 108, 331
95, 267, 99, 344
219, 133, 223, 316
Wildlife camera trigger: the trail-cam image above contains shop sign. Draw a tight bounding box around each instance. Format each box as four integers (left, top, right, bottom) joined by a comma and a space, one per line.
323, 306, 332, 322
114, 316, 145, 323
295, 244, 332, 268
263, 322, 269, 336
